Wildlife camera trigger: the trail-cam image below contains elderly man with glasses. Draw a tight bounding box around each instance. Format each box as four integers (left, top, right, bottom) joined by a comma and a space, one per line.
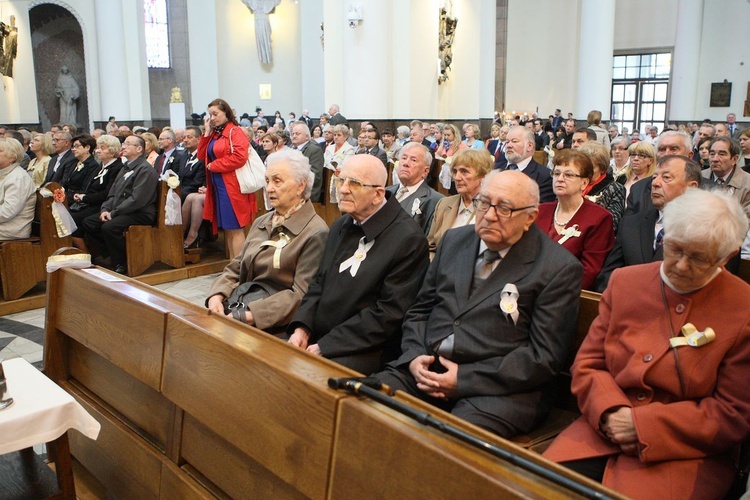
44, 131, 77, 183
82, 135, 158, 275
374, 170, 583, 438
287, 154, 429, 374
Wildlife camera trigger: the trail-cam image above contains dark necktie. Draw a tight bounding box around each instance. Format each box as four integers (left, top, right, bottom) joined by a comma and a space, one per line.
507, 164, 518, 170
470, 249, 501, 294
155, 154, 165, 174
654, 228, 665, 252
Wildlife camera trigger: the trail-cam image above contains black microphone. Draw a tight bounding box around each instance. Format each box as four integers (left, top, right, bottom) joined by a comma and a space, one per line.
327, 376, 383, 392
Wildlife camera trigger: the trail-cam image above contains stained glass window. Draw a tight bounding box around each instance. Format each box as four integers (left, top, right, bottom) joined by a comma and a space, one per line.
145, 0, 170, 68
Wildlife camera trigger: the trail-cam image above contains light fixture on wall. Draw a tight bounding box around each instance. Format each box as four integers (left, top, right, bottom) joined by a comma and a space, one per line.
347, 4, 363, 29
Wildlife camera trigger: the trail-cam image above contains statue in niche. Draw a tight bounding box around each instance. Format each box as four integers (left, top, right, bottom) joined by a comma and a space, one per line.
240, 0, 281, 65
170, 87, 183, 103
55, 66, 80, 125
0, 15, 18, 78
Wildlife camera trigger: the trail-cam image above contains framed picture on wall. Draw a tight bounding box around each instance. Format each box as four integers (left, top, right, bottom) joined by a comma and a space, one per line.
710, 81, 731, 107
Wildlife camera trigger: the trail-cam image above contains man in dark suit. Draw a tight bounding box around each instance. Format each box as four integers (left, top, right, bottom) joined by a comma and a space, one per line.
595, 155, 701, 292
328, 104, 347, 126
375, 170, 583, 438
386, 143, 443, 235
727, 113, 742, 139
498, 126, 554, 203
552, 108, 563, 130
155, 129, 185, 177
291, 122, 325, 202
356, 128, 388, 168
175, 126, 205, 201
45, 131, 78, 183
82, 135, 158, 275
299, 109, 314, 130
287, 154, 429, 374
533, 119, 549, 150
492, 125, 510, 170
624, 130, 694, 216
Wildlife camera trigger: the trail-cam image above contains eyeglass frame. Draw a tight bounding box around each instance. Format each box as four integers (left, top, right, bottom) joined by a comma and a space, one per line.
333, 176, 383, 191
662, 239, 719, 270
551, 170, 583, 180
629, 152, 652, 159
472, 198, 536, 218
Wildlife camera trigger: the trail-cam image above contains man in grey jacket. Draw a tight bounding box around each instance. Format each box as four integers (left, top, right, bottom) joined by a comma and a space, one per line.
83, 135, 158, 274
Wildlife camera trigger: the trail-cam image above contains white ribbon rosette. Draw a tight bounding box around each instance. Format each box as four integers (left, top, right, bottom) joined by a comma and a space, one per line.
499, 283, 520, 325
339, 236, 375, 277
411, 198, 422, 217
557, 224, 581, 245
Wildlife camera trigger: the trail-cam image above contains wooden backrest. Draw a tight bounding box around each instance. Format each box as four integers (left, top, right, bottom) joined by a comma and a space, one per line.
156, 181, 180, 229
44, 268, 617, 499
37, 182, 72, 259
161, 313, 355, 498
334, 395, 623, 499
533, 150, 548, 166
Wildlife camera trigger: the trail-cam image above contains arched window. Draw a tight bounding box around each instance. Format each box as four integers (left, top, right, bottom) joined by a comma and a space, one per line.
144, 0, 170, 68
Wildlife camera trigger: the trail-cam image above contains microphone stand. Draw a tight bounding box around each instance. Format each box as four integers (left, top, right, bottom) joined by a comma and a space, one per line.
328, 377, 614, 500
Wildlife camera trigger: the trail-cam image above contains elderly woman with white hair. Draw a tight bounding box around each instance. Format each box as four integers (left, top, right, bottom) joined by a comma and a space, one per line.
0, 137, 36, 240
206, 149, 329, 332
68, 134, 123, 251
545, 188, 750, 499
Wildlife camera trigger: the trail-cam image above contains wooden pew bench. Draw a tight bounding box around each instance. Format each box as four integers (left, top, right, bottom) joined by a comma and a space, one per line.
43, 268, 619, 499
124, 181, 185, 277
0, 182, 71, 300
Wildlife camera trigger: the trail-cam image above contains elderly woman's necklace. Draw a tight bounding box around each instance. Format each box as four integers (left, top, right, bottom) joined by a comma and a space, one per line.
554, 198, 584, 227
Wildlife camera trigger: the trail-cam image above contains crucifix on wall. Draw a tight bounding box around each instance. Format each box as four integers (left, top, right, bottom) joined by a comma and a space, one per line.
240, 0, 281, 65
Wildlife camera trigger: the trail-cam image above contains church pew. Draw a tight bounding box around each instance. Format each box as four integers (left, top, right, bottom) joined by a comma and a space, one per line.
533, 150, 549, 167
0, 181, 71, 300
125, 181, 185, 277
509, 290, 602, 451
43, 267, 615, 499
312, 167, 340, 227
333, 395, 623, 499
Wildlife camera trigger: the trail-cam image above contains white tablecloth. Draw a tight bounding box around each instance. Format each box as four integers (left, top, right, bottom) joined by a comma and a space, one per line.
0, 357, 100, 455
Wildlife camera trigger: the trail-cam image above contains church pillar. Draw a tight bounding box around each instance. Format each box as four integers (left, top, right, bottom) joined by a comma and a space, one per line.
575, 0, 615, 120
186, 0, 219, 114
95, 1, 129, 121
668, 0, 704, 121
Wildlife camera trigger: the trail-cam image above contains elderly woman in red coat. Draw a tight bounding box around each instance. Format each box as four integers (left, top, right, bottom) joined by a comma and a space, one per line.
198, 98, 257, 258
544, 188, 750, 499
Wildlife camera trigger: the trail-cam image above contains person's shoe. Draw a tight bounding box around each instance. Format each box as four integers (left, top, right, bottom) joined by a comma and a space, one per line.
113, 264, 127, 275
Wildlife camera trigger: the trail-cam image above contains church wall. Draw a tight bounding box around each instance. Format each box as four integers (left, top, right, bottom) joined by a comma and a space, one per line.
612, 0, 677, 51
693, 0, 749, 121
213, 0, 303, 119
505, 0, 581, 118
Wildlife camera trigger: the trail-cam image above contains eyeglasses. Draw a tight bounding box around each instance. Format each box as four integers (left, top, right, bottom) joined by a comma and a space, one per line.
472, 198, 535, 218
629, 153, 651, 159
551, 170, 583, 180
333, 176, 382, 192
663, 240, 718, 270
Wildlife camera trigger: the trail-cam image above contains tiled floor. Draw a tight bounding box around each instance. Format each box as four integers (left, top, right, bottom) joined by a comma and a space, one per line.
0, 273, 221, 370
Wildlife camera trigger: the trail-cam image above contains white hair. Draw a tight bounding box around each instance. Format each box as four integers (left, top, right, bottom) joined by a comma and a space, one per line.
663, 188, 748, 260
265, 149, 314, 200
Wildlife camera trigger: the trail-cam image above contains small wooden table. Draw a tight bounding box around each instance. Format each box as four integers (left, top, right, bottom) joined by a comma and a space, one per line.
0, 358, 100, 499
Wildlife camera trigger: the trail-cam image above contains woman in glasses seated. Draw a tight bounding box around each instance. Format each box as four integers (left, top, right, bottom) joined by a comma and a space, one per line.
545, 189, 750, 499
206, 149, 329, 333
535, 149, 614, 290
616, 141, 656, 200
426, 148, 492, 259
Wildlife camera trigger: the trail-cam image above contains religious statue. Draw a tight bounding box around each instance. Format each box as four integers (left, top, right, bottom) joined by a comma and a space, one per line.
170, 87, 183, 103
438, 7, 458, 85
240, 0, 281, 65
0, 15, 19, 78
55, 66, 80, 125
